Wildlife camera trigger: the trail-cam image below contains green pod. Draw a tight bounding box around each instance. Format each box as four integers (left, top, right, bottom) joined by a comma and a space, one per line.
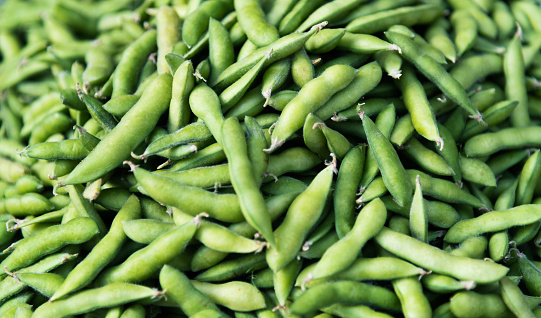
346, 4, 443, 34
309, 198, 387, 280
32, 283, 160, 318
279, 0, 325, 35
314, 61, 382, 121
266, 147, 322, 180
464, 126, 541, 157
225, 85, 266, 118
322, 304, 393, 318
195, 253, 267, 282
290, 281, 401, 315
1, 217, 98, 272
500, 276, 536, 318
51, 195, 141, 300
297, 257, 425, 288
337, 32, 394, 54
408, 170, 484, 208
266, 165, 333, 272
291, 48, 314, 88
19, 87, 61, 121
450, 235, 488, 259
334, 146, 366, 238
516, 150, 541, 205
156, 164, 230, 189
59, 89, 86, 112
398, 64, 442, 147
488, 231, 509, 262
402, 138, 454, 177
294, 0, 369, 33
28, 112, 73, 146
375, 227, 508, 284
425, 19, 457, 63
212, 25, 320, 90
189, 83, 225, 145
389, 114, 416, 146
245, 116, 268, 186
235, 0, 279, 47
156, 6, 181, 75
445, 204, 541, 243
422, 273, 475, 294
261, 59, 292, 106
95, 214, 201, 286
303, 113, 330, 160
450, 10, 478, 56
237, 39, 259, 61
274, 258, 302, 307
82, 44, 114, 86
169, 142, 225, 172
222, 117, 276, 248
159, 265, 222, 316
305, 28, 345, 54
268, 64, 357, 152
191, 280, 266, 312
319, 124, 352, 160
168, 60, 195, 132
517, 250, 541, 297
461, 100, 518, 141
15, 272, 64, 297
182, 0, 233, 48
459, 155, 497, 187
505, 35, 530, 127
111, 30, 157, 98
122, 220, 172, 244
409, 175, 428, 243
209, 17, 235, 84
219, 50, 270, 112
393, 277, 432, 318
101, 95, 140, 118
62, 74, 172, 185
375, 49, 403, 79
0, 252, 77, 304
142, 122, 213, 158
0, 193, 54, 217
449, 54, 502, 91
386, 31, 481, 121
361, 110, 412, 207
173, 207, 267, 253
493, 1, 515, 40
266, 0, 296, 26
133, 163, 243, 222
488, 149, 529, 177
21, 139, 89, 160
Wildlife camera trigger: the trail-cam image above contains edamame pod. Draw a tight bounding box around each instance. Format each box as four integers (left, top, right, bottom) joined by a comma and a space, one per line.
375, 227, 508, 283
61, 74, 172, 185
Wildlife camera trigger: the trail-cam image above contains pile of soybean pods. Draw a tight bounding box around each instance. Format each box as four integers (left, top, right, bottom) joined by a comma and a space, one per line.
5, 0, 541, 317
